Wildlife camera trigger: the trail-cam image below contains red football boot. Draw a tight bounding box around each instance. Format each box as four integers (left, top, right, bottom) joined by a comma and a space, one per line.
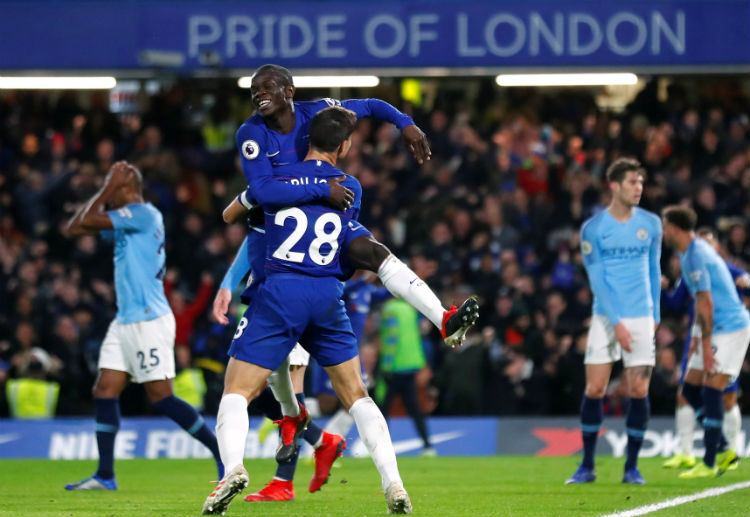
309, 431, 346, 493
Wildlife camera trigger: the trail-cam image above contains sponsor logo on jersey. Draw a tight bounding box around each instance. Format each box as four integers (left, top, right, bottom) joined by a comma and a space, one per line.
241, 140, 260, 160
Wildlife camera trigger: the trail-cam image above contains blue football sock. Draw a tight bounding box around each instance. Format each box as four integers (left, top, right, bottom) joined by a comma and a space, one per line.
702, 387, 724, 468
682, 382, 704, 422
625, 397, 649, 471
152, 395, 223, 477
94, 398, 120, 480
252, 387, 283, 421
580, 396, 603, 470
275, 445, 300, 481
298, 394, 323, 446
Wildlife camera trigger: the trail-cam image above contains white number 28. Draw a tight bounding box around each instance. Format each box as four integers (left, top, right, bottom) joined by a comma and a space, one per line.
272, 207, 342, 266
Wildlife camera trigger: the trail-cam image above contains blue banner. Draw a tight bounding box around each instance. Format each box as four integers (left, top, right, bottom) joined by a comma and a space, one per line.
0, 1, 747, 71
1, 416, 748, 459
0, 416, 498, 459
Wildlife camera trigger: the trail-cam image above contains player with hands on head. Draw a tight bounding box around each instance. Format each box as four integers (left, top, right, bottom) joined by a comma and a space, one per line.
64, 161, 224, 491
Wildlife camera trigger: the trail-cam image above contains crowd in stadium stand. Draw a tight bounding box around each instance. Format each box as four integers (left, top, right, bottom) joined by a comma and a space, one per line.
0, 78, 748, 418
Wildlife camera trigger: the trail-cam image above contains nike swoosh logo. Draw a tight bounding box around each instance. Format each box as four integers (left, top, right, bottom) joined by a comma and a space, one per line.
391, 431, 464, 454
266, 151, 280, 157
409, 278, 419, 285
0, 433, 20, 445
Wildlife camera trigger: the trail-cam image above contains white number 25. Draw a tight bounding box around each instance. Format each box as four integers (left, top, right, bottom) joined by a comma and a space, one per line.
272, 207, 342, 266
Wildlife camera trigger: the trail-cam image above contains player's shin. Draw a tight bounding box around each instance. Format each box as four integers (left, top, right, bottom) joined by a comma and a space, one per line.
676, 404, 696, 456
216, 393, 250, 475
722, 403, 741, 451
94, 398, 120, 480
702, 387, 724, 468
625, 397, 649, 470
268, 357, 300, 417
349, 396, 402, 491
377, 255, 444, 329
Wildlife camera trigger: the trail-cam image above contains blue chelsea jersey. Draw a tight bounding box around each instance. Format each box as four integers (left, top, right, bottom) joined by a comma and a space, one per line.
103, 203, 171, 324
680, 238, 750, 334
263, 160, 369, 280
580, 207, 662, 324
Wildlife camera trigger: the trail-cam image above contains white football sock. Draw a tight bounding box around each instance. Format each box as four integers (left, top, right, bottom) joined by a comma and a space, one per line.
377, 255, 445, 329
676, 404, 695, 456
325, 407, 355, 438
215, 393, 249, 475
267, 356, 300, 417
723, 404, 741, 451
349, 397, 402, 491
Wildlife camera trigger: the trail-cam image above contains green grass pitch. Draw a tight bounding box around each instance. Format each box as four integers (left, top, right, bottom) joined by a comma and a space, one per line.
0, 457, 747, 516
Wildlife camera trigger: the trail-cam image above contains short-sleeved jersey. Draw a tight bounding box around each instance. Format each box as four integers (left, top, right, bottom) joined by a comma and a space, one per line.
103, 203, 171, 324
580, 207, 662, 324
262, 160, 369, 280
680, 238, 750, 334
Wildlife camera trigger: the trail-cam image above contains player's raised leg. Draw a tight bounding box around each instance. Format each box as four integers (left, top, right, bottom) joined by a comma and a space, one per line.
347, 235, 478, 347
65, 368, 127, 490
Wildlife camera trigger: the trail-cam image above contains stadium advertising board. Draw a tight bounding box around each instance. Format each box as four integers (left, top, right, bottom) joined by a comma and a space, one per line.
0, 0, 748, 70
0, 417, 746, 459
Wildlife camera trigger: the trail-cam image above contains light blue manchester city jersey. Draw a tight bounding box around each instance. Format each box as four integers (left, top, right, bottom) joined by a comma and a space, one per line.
104, 203, 171, 324
580, 207, 662, 324
680, 238, 750, 335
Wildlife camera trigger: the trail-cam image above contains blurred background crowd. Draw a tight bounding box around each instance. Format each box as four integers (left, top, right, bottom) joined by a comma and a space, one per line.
0, 76, 748, 418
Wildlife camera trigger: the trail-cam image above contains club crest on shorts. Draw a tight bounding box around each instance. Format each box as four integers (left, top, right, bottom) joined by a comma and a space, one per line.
636, 228, 648, 240
581, 240, 593, 255
241, 140, 259, 160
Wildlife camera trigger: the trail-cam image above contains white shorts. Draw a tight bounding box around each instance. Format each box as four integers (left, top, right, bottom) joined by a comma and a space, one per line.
288, 343, 310, 367
98, 312, 176, 383
585, 315, 655, 367
687, 325, 750, 378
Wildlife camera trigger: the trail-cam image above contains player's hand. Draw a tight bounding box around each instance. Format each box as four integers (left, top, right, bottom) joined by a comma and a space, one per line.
105, 161, 132, 187
402, 124, 431, 164
212, 288, 232, 325
736, 273, 750, 289
660, 275, 669, 289
688, 336, 700, 360
327, 176, 354, 211
702, 340, 717, 375
614, 322, 633, 352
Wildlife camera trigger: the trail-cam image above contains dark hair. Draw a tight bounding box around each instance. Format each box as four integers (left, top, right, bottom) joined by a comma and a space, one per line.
696, 226, 716, 240
309, 107, 357, 152
606, 157, 645, 183
662, 205, 697, 231
253, 64, 293, 87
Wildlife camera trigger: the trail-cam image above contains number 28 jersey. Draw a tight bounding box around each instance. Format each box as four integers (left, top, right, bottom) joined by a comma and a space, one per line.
263, 160, 371, 280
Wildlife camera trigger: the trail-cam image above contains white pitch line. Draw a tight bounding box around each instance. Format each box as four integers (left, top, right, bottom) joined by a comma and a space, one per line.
598, 480, 750, 517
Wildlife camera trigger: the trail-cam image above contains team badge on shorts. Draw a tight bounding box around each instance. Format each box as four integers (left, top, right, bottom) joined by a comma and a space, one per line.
581, 240, 593, 255
637, 228, 648, 240
241, 140, 260, 160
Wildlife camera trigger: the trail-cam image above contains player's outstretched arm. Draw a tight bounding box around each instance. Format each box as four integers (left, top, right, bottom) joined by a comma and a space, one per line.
340, 98, 431, 164
66, 162, 130, 235
213, 238, 251, 325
